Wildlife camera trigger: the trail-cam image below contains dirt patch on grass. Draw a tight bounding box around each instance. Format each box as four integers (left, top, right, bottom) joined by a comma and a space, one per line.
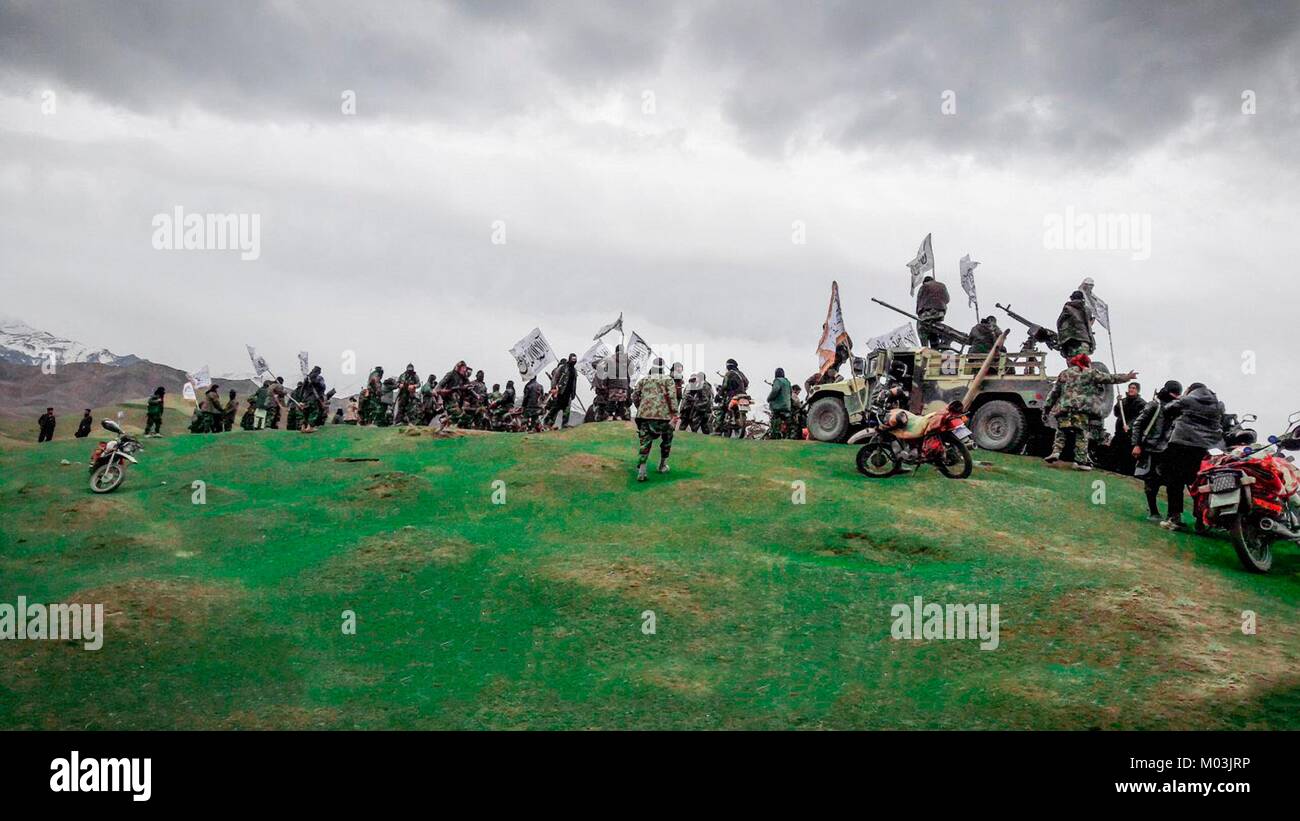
348, 471, 427, 501
41, 493, 145, 531
310, 528, 479, 590
554, 452, 622, 475
1037, 582, 1300, 728
77, 578, 244, 638
817, 530, 946, 561
639, 662, 716, 697
540, 555, 727, 621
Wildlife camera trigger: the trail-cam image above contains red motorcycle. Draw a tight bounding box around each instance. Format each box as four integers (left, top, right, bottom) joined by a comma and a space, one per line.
849, 400, 974, 479
1191, 410, 1300, 573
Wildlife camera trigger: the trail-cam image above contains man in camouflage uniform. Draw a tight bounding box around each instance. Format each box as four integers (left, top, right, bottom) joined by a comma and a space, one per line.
394, 363, 421, 425
198, 384, 224, 433
631, 358, 681, 481
301, 366, 329, 430
419, 374, 444, 425
459, 369, 488, 428
437, 361, 472, 425
361, 366, 385, 425
717, 358, 749, 437
286, 381, 305, 431
490, 380, 515, 428
1042, 353, 1137, 471
268, 377, 287, 429
966, 316, 1001, 355
679, 372, 712, 433
1056, 290, 1096, 358
789, 384, 806, 439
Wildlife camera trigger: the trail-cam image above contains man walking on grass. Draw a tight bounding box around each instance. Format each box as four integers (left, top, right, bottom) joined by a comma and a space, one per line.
631, 357, 681, 482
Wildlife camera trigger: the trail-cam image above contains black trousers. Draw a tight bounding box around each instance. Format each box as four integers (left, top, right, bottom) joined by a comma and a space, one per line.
38, 427, 54, 442
1159, 443, 1207, 521
1140, 451, 1165, 516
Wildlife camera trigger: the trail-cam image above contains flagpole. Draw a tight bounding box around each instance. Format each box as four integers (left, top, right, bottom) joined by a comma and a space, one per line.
1107, 327, 1127, 428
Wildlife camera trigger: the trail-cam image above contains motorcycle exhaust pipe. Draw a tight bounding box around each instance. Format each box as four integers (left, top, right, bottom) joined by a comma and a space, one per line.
1258, 517, 1300, 540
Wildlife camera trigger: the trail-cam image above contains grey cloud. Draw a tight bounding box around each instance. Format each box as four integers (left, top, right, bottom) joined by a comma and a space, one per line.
4, 1, 1298, 160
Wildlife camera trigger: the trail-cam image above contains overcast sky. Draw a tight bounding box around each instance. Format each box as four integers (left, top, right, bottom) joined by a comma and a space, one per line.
1, 0, 1298, 428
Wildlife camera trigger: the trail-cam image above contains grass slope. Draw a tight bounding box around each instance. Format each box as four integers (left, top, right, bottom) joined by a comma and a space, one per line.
1, 419, 1298, 729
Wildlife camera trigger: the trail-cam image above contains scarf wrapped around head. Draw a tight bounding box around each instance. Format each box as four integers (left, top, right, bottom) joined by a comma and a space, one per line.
1069, 353, 1091, 369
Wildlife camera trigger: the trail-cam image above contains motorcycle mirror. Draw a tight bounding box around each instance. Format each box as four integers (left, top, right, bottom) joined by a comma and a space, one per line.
1269, 435, 1280, 444
1242, 414, 1257, 423
101, 419, 123, 434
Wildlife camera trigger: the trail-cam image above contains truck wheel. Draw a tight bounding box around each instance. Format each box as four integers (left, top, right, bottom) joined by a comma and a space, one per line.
808, 397, 849, 442
971, 400, 1028, 452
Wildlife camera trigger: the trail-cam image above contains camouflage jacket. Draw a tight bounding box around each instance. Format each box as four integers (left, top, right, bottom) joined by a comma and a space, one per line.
633, 373, 681, 421
1044, 365, 1128, 417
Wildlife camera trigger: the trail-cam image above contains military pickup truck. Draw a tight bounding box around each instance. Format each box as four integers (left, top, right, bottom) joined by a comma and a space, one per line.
804, 345, 1113, 454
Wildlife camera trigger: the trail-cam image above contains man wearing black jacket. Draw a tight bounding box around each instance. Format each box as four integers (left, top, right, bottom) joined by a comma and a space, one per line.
544, 354, 579, 429
1158, 382, 1225, 532
1131, 380, 1182, 520
37, 408, 56, 442
1110, 383, 1146, 475
75, 409, 93, 438
522, 375, 545, 431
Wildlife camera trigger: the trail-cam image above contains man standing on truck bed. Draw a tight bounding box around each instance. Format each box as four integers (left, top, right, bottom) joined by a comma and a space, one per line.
915, 275, 950, 349
1056, 290, 1096, 357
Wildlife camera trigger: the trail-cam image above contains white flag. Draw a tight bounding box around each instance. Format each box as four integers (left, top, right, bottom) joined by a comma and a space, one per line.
593, 313, 623, 341
182, 382, 196, 401
509, 327, 557, 380
246, 345, 273, 380
626, 331, 654, 379
1087, 291, 1111, 332
816, 280, 853, 378
864, 323, 920, 352
297, 351, 310, 378
959, 255, 979, 309
907, 233, 935, 296
577, 340, 612, 383
186, 365, 211, 390
1077, 278, 1110, 332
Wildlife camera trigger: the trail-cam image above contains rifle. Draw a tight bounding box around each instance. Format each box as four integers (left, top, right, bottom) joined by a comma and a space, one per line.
995, 303, 1060, 351
870, 298, 970, 349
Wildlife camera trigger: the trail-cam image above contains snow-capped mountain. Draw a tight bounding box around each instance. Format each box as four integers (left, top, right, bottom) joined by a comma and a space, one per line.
0, 315, 145, 367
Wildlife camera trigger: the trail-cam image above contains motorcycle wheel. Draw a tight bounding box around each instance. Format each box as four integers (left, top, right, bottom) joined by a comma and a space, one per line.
90, 462, 125, 494
856, 442, 901, 478
1230, 513, 1274, 573
936, 434, 974, 479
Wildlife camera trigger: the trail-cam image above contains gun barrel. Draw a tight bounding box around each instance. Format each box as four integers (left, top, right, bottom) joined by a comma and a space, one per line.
870, 298, 920, 321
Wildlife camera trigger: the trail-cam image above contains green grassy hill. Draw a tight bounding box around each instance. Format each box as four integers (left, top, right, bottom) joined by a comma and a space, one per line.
1, 418, 1298, 729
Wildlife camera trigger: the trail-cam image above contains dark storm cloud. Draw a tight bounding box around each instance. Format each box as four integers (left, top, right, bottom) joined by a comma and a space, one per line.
0, 0, 677, 123
690, 0, 1300, 159
3, 0, 1298, 160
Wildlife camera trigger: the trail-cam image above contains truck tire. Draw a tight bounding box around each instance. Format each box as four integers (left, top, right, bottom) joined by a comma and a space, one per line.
808, 396, 849, 442
970, 400, 1028, 453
